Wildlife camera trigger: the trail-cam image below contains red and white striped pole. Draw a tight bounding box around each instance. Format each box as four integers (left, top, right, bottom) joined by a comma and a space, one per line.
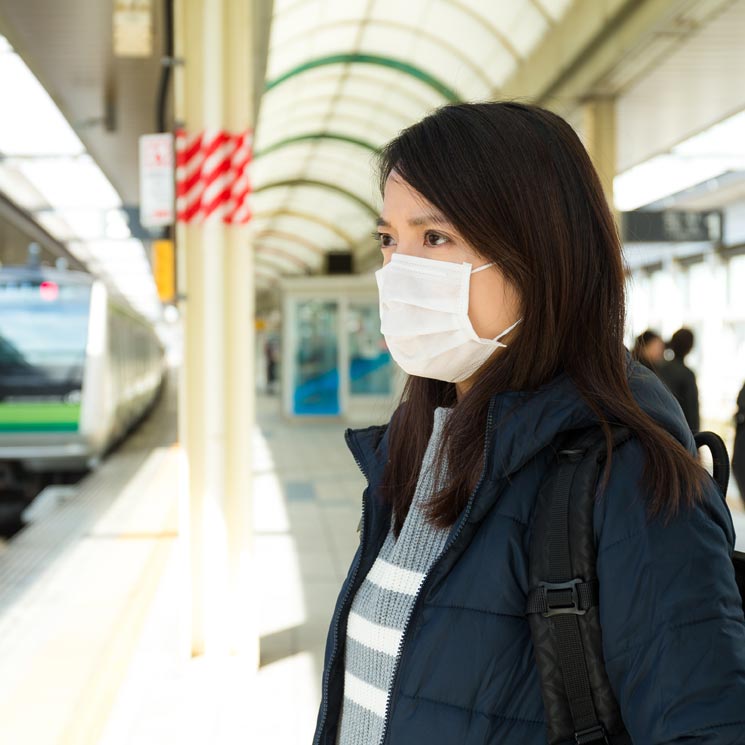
175, 128, 253, 225
174, 0, 257, 666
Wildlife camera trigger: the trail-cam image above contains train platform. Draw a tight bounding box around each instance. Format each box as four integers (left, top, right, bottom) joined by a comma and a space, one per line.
0, 378, 366, 744
0, 377, 742, 745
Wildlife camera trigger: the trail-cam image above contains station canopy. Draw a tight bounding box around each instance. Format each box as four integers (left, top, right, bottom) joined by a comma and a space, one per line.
250, 0, 573, 286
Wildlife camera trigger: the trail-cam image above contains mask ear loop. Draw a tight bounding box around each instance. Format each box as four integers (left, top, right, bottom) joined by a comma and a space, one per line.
493, 317, 523, 345
471, 262, 496, 274
469, 263, 522, 345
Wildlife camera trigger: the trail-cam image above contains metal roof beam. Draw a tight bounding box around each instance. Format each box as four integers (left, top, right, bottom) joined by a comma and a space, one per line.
251, 209, 357, 245
497, 0, 699, 114
253, 229, 329, 254
252, 179, 379, 218
270, 18, 492, 91
254, 132, 377, 159
265, 53, 461, 103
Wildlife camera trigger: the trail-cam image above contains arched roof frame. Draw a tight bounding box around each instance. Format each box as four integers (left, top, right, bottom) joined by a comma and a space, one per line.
252, 146, 378, 205
250, 209, 358, 246
253, 229, 329, 255
527, 0, 555, 25
270, 19, 493, 91
254, 133, 377, 160
254, 110, 392, 149
257, 92, 414, 140
256, 248, 312, 273
272, 0, 522, 64
260, 66, 438, 116
265, 53, 460, 103
252, 179, 379, 219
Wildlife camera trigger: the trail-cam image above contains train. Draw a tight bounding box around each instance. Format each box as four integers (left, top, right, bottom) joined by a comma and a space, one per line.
0, 263, 165, 498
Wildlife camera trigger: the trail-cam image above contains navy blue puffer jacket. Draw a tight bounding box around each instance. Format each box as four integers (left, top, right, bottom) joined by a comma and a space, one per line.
313, 358, 745, 744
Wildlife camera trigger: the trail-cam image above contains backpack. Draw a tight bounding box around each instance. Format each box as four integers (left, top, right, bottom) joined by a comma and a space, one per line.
526, 425, 745, 745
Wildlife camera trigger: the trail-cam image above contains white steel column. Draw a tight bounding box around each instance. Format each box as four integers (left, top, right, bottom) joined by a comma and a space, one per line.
174, 0, 257, 664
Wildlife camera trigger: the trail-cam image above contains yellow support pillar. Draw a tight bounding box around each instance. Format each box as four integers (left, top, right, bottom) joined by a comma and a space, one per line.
582, 96, 617, 209
173, 0, 257, 665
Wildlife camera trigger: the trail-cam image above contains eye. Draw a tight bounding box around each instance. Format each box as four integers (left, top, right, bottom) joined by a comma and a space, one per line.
372, 231, 396, 249
424, 231, 449, 247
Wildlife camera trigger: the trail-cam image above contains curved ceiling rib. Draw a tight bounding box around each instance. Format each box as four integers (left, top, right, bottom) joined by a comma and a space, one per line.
252, 147, 378, 198
254, 265, 280, 282
271, 19, 493, 91
254, 110, 393, 148
527, 0, 554, 26
252, 179, 379, 219
259, 91, 415, 135
260, 66, 438, 116
253, 229, 331, 255
254, 132, 378, 160
265, 53, 461, 103
272, 0, 523, 64
250, 209, 358, 246
256, 247, 312, 273
445, 0, 522, 62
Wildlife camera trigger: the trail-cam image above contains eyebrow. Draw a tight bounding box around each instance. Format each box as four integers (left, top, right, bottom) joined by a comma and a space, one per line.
376, 212, 452, 228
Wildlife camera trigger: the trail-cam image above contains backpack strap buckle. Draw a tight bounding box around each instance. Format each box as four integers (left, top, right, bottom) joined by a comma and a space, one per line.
575, 724, 610, 744
525, 578, 599, 618
542, 579, 585, 617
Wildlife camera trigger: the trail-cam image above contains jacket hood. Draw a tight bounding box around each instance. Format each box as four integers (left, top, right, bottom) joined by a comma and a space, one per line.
347, 350, 695, 485
485, 350, 695, 481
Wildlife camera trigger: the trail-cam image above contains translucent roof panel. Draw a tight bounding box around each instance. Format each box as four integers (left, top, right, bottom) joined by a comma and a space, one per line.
255, 242, 324, 272
256, 249, 310, 275
251, 183, 380, 237
254, 0, 574, 278
252, 142, 378, 204
535, 0, 574, 23
249, 212, 359, 248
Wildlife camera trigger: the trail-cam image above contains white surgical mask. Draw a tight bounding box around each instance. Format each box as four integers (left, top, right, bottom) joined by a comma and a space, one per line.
375, 253, 522, 383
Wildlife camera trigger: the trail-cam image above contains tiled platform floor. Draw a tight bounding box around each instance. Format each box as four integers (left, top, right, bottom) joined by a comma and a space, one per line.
97, 393, 370, 745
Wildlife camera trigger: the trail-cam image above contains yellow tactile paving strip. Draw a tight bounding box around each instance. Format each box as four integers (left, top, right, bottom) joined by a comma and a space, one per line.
0, 383, 178, 745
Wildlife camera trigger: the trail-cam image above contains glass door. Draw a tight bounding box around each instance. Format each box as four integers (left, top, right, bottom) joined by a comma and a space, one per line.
292, 299, 340, 415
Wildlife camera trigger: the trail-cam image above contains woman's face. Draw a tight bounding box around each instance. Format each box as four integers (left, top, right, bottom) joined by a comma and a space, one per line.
644, 337, 665, 363
377, 172, 522, 342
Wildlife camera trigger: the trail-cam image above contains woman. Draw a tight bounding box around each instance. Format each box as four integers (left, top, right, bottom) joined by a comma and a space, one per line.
657, 327, 700, 433
312, 103, 745, 745
631, 329, 665, 373
733, 380, 745, 501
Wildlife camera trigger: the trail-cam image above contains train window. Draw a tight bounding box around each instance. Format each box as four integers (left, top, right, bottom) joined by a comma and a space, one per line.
0, 282, 92, 388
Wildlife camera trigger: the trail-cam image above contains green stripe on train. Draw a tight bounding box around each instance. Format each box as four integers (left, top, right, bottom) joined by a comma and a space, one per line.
0, 402, 81, 432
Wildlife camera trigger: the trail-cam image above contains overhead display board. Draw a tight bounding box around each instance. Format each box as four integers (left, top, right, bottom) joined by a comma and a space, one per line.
622, 210, 723, 243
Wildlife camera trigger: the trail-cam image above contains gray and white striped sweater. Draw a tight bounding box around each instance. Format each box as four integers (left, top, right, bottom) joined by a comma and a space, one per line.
336, 406, 453, 745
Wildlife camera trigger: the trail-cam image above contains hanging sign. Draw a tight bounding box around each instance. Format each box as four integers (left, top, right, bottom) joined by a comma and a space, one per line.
152, 239, 175, 303
113, 0, 153, 57
139, 133, 175, 229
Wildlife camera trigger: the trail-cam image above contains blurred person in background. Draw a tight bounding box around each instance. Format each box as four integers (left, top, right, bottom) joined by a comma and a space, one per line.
733, 381, 745, 499
632, 329, 665, 372
657, 327, 700, 434
265, 337, 279, 395
312, 102, 745, 745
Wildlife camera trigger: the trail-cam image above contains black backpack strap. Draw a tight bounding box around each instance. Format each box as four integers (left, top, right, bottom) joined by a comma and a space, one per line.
527, 424, 633, 745
693, 431, 745, 609
693, 431, 730, 496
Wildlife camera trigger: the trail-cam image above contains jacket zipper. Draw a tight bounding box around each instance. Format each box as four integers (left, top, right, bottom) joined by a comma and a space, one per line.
378, 398, 498, 745
313, 428, 371, 745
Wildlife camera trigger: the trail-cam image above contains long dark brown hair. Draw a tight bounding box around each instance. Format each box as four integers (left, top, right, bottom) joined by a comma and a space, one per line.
378, 102, 707, 538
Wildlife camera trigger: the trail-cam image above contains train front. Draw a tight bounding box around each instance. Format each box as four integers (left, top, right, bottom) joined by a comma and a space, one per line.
0, 269, 95, 477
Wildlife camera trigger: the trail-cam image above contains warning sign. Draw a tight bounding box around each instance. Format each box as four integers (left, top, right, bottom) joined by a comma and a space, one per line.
139, 133, 175, 229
